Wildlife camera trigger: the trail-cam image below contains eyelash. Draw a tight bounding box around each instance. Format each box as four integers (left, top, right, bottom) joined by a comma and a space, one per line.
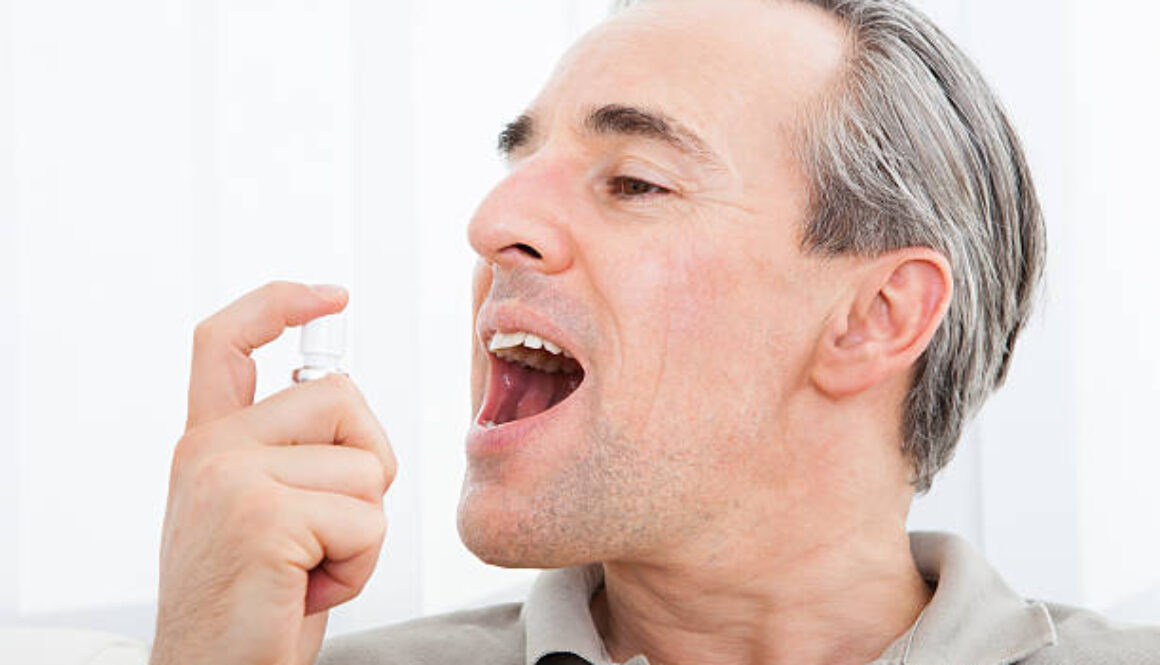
607, 176, 671, 200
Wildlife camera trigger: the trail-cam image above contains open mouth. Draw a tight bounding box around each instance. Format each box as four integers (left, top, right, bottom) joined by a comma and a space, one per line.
478, 330, 586, 427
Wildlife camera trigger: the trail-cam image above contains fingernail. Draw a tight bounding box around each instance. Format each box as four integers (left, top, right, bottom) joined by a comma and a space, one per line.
311, 284, 348, 302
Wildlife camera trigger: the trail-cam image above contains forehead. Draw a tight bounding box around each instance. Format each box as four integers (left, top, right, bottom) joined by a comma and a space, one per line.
530, 0, 848, 173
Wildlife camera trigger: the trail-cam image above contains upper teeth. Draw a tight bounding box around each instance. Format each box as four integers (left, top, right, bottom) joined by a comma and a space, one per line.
488, 331, 571, 358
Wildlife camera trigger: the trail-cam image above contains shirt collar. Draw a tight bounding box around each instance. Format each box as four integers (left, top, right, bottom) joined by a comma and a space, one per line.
902, 531, 1058, 665
521, 532, 1058, 665
523, 563, 613, 665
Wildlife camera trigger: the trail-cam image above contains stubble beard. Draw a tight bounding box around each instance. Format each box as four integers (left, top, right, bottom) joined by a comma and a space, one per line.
457, 417, 710, 569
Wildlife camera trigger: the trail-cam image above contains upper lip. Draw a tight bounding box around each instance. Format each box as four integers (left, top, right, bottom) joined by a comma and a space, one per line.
475, 301, 588, 371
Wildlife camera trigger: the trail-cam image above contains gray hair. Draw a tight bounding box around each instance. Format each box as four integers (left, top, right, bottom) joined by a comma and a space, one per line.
611, 0, 1046, 493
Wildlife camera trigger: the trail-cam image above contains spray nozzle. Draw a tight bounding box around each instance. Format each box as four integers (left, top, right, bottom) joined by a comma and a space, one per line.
293, 314, 347, 383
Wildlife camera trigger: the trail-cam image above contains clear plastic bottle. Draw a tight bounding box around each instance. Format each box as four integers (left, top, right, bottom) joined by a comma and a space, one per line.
292, 314, 346, 383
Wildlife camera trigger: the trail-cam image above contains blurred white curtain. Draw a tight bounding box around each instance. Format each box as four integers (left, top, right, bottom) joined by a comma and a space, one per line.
905, 0, 1160, 620
1068, 0, 1160, 615
0, 0, 605, 640
1, 0, 424, 638
0, 0, 17, 621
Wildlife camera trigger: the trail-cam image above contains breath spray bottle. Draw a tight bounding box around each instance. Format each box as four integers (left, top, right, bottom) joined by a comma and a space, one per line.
292, 314, 346, 383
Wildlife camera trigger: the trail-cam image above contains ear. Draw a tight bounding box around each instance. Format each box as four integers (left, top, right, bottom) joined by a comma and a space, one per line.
811, 248, 953, 398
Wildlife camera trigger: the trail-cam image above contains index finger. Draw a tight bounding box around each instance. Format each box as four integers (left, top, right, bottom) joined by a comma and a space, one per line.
186, 281, 348, 430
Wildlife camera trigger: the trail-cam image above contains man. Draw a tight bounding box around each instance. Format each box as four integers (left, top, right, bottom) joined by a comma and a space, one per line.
149, 1, 1160, 664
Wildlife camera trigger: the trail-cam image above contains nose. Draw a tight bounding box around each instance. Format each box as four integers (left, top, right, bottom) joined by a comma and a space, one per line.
467, 160, 575, 275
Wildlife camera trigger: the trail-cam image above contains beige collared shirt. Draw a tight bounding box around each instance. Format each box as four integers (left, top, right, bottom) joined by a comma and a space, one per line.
318, 532, 1160, 665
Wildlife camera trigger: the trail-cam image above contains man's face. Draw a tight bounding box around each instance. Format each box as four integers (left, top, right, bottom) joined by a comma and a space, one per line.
459, 0, 849, 567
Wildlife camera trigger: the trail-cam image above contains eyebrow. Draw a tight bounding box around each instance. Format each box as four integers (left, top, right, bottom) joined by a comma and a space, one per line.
497, 104, 725, 171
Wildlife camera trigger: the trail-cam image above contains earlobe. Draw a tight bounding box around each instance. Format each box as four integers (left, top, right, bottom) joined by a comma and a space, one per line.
812, 249, 952, 398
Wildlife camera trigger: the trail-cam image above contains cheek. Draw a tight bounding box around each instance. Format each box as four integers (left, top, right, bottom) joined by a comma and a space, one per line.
651, 240, 797, 443
471, 260, 492, 311
590, 235, 758, 431
470, 262, 492, 410
470, 347, 486, 413
672, 252, 773, 393
583, 237, 681, 437
583, 217, 806, 451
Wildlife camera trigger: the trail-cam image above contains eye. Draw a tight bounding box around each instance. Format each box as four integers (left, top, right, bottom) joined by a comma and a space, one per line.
607, 176, 671, 199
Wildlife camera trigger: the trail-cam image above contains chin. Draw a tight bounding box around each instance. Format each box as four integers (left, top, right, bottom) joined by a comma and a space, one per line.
456, 485, 603, 570
457, 504, 546, 569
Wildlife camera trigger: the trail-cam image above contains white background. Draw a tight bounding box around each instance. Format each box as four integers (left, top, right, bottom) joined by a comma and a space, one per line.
1, 0, 1158, 645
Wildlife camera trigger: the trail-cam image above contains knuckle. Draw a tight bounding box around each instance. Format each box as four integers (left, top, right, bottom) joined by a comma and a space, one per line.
310, 373, 363, 411
259, 280, 300, 311
201, 475, 287, 542
262, 279, 297, 295
371, 511, 388, 544
339, 449, 385, 500
232, 485, 287, 533
191, 318, 221, 350
318, 371, 357, 397
171, 428, 213, 479
172, 431, 200, 466
192, 451, 249, 496
354, 502, 387, 549
177, 454, 267, 526
247, 281, 300, 329
373, 458, 391, 493
381, 451, 398, 489
359, 450, 390, 494
251, 287, 281, 323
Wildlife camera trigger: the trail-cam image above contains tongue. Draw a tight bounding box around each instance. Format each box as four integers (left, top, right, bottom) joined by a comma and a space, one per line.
497, 361, 583, 424
500, 362, 558, 423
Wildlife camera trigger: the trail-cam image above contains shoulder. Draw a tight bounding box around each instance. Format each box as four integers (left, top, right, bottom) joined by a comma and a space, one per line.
316, 603, 525, 665
1020, 602, 1160, 664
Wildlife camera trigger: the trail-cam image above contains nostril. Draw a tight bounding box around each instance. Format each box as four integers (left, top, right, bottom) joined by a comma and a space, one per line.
511, 243, 543, 260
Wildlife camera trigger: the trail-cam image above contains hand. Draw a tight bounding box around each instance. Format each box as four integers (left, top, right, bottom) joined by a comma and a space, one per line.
150, 282, 397, 665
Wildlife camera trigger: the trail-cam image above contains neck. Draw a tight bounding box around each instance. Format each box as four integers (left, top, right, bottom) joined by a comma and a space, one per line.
591, 521, 931, 665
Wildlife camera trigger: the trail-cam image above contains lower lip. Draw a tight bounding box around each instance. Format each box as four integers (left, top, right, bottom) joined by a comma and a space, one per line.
465, 382, 586, 458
